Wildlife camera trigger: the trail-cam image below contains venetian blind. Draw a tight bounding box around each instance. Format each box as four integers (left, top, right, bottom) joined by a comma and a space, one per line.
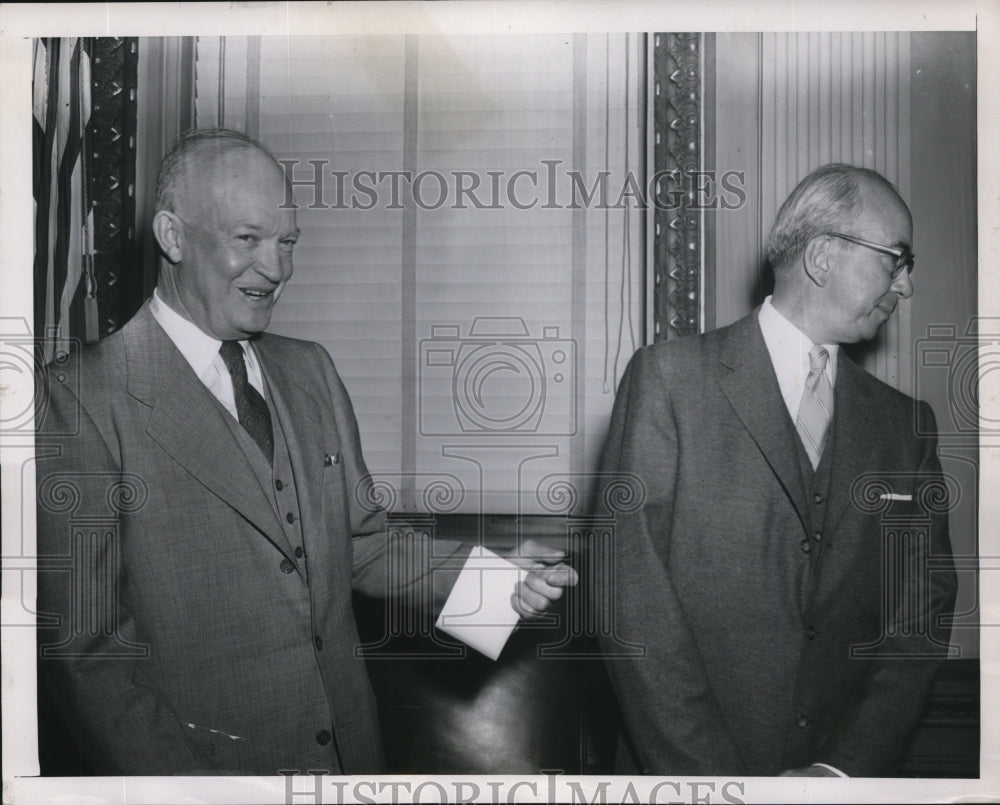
194, 34, 643, 516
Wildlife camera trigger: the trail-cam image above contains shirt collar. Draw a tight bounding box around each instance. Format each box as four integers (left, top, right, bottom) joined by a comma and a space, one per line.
758, 295, 839, 410
150, 288, 232, 382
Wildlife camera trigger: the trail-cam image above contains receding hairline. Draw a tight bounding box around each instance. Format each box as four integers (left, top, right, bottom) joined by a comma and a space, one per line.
157, 141, 287, 217
155, 130, 286, 215
854, 174, 912, 226
767, 163, 910, 272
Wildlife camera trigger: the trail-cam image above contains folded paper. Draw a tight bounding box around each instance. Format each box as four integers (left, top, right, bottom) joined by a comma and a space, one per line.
436, 546, 526, 660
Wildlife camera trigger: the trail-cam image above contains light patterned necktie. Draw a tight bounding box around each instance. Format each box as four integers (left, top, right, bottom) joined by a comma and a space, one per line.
796, 345, 834, 470
219, 340, 274, 465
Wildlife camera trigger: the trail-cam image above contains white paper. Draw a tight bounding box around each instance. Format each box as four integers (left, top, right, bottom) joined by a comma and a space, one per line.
435, 546, 526, 661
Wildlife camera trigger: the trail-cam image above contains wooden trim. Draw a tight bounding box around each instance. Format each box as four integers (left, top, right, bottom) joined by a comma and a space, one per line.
652, 33, 702, 341
89, 37, 141, 336
135, 37, 195, 300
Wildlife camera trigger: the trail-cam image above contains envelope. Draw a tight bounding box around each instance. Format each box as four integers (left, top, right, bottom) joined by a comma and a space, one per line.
435, 546, 526, 661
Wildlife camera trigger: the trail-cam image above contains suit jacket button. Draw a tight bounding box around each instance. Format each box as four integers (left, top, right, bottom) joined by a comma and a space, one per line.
316, 729, 332, 746
295, 546, 304, 558
800, 539, 811, 554
796, 714, 810, 728
280, 558, 295, 574
812, 492, 824, 504
275, 479, 284, 491
813, 530, 823, 542
806, 627, 817, 640
286, 512, 296, 524
314, 635, 324, 650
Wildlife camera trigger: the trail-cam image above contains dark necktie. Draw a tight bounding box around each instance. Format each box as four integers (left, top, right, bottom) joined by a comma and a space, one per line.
218, 340, 274, 464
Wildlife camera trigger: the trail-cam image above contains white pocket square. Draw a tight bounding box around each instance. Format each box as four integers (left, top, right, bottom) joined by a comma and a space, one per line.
879, 493, 912, 501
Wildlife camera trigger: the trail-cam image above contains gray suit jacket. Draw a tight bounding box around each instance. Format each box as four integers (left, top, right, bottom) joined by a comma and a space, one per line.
35, 303, 467, 775
596, 311, 957, 776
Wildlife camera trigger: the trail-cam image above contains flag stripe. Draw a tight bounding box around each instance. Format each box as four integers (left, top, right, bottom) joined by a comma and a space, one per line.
33, 38, 60, 353
53, 38, 84, 342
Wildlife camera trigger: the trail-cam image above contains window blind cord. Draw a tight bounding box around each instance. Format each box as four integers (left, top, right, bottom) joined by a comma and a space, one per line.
218, 35, 226, 126
613, 33, 635, 387
603, 34, 612, 395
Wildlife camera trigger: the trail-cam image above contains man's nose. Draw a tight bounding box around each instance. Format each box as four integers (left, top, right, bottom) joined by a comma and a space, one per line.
255, 239, 287, 282
891, 270, 913, 299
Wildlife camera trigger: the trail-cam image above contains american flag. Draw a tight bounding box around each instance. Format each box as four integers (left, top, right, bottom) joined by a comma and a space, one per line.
33, 37, 98, 365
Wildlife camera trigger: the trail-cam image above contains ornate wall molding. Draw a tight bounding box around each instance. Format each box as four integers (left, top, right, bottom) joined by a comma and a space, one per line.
88, 37, 141, 337
652, 33, 701, 341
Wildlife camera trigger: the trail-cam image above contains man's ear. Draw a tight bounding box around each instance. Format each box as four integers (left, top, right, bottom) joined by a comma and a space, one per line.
803, 235, 833, 288
152, 210, 184, 264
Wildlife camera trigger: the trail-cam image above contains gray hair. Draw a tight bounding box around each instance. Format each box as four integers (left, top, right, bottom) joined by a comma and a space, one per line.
766, 163, 905, 271
154, 127, 276, 214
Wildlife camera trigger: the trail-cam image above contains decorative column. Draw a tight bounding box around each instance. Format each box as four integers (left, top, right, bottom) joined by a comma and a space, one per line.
89, 37, 141, 337
652, 33, 701, 341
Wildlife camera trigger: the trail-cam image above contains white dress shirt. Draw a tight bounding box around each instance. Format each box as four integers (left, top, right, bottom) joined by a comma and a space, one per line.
149, 288, 265, 420
757, 295, 838, 421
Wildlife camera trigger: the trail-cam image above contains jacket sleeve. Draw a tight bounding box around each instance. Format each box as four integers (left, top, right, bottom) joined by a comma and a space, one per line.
35, 365, 220, 775
594, 347, 748, 775
817, 401, 958, 776
310, 343, 469, 612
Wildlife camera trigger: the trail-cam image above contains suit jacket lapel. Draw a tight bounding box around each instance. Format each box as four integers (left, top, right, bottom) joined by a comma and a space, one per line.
718, 312, 810, 535
123, 305, 287, 550
823, 352, 879, 534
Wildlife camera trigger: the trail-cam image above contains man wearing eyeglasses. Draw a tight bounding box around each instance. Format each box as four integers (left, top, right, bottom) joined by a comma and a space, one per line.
597, 163, 956, 777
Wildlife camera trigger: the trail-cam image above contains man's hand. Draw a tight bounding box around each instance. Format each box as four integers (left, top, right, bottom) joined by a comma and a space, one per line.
505, 539, 579, 618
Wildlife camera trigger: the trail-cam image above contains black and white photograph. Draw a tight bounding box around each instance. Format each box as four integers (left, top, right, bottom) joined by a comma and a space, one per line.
1, 2, 995, 803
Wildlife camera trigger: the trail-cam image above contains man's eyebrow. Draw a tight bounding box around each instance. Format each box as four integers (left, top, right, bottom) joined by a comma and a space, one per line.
230, 222, 300, 238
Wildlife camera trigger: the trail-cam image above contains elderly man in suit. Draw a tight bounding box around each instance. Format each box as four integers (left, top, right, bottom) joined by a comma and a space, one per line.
597, 164, 957, 776
35, 128, 576, 775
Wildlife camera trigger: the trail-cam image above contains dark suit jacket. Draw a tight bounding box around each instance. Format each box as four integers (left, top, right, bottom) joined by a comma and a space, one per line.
35, 303, 467, 775
596, 311, 957, 776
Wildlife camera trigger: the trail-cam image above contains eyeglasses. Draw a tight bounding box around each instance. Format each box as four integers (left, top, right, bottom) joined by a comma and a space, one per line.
823, 232, 915, 279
